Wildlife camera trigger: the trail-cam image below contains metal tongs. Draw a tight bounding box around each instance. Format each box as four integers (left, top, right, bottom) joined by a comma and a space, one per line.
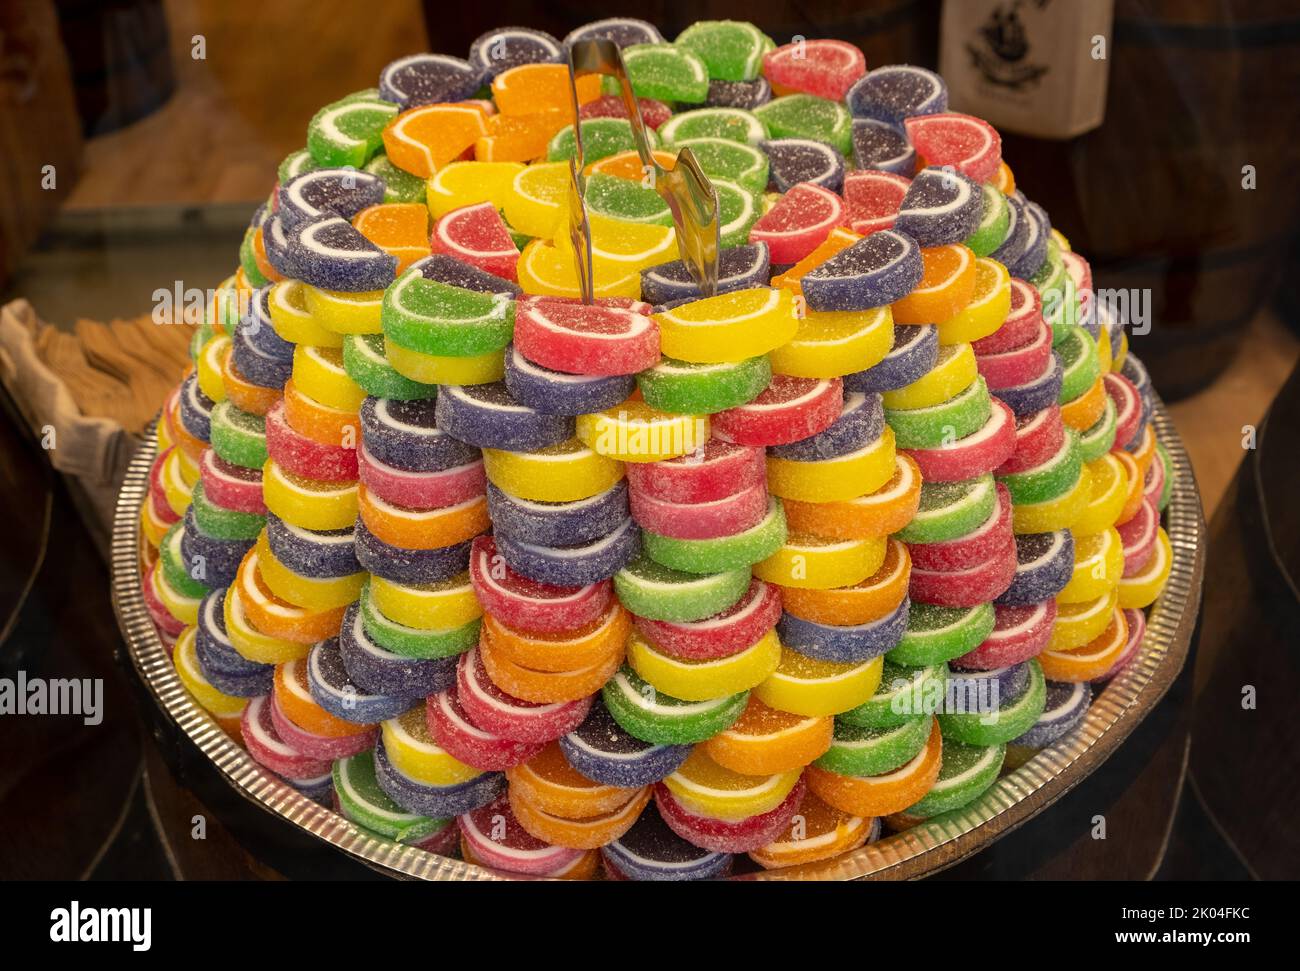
564, 39, 720, 303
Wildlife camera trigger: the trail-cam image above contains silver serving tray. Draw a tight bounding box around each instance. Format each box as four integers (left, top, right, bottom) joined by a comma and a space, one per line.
111, 403, 1204, 880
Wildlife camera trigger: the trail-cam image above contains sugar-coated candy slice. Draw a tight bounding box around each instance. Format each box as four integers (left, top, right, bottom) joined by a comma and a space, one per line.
904, 112, 1002, 184
662, 744, 801, 821
478, 610, 623, 704
487, 479, 629, 549
180, 508, 251, 590
433, 382, 572, 452
178, 374, 215, 443
242, 694, 332, 780
998, 426, 1081, 506
894, 167, 983, 248
382, 265, 514, 358
483, 599, 629, 675
459, 793, 585, 876
642, 497, 786, 574
712, 374, 843, 448
265, 403, 357, 483
564, 16, 664, 47
838, 658, 947, 730
753, 95, 852, 155
429, 202, 518, 282
993, 351, 1063, 419
1103, 371, 1143, 450
774, 594, 908, 665
383, 102, 490, 178
976, 318, 1053, 390
631, 577, 778, 660
937, 658, 1045, 746
352, 202, 431, 273
468, 26, 562, 78
373, 738, 505, 818
629, 477, 768, 541
703, 696, 832, 776
286, 215, 399, 293
427, 160, 524, 219
263, 514, 359, 581
762, 38, 865, 101
355, 522, 467, 590
908, 481, 1012, 574
847, 64, 947, 124
1148, 441, 1174, 514
1072, 453, 1130, 537
1010, 461, 1091, 535
955, 600, 1057, 670
963, 183, 1011, 258
560, 699, 692, 789
404, 253, 519, 298
756, 532, 887, 592
546, 117, 659, 165
359, 584, 478, 660
637, 356, 771, 415
575, 397, 708, 463
342, 334, 435, 402
887, 601, 996, 667
513, 300, 659, 376
785, 455, 921, 543
807, 718, 943, 817
641, 242, 770, 305
1048, 587, 1118, 654
705, 76, 771, 110
763, 392, 878, 462
972, 276, 1043, 355
780, 539, 910, 631
803, 230, 923, 314
424, 691, 542, 773
845, 323, 938, 396
378, 53, 485, 108
358, 451, 484, 519
1091, 608, 1145, 684
997, 404, 1064, 477
1056, 326, 1102, 404
1010, 679, 1091, 750
1005, 195, 1051, 280
903, 739, 1004, 818
508, 779, 650, 850
1040, 606, 1130, 682
624, 438, 764, 506
621, 43, 709, 102
655, 774, 804, 854
379, 706, 479, 787
603, 802, 732, 880
754, 647, 884, 717
991, 529, 1072, 608
469, 535, 610, 633
603, 666, 748, 746
769, 305, 894, 380
580, 94, 673, 131
482, 438, 622, 504
628, 628, 781, 702
760, 138, 844, 194
338, 602, 455, 698
850, 118, 916, 175
653, 287, 798, 364
1117, 527, 1172, 609
333, 750, 448, 843
503, 344, 636, 416
455, 646, 591, 745
1072, 387, 1116, 459
308, 639, 409, 723
657, 106, 766, 148
905, 397, 1015, 483
1117, 498, 1159, 576
356, 484, 488, 552
892, 243, 978, 325
843, 169, 910, 236
493, 514, 640, 587
210, 401, 268, 470
675, 20, 773, 82
814, 712, 931, 779
279, 167, 387, 226
195, 592, 273, 698
748, 182, 846, 265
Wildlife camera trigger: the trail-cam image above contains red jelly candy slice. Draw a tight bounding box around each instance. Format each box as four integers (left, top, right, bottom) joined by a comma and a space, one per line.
748, 183, 846, 265
711, 375, 844, 447
842, 169, 911, 235
430, 201, 519, 281
624, 438, 766, 504
514, 301, 661, 376
470, 535, 613, 633
634, 579, 782, 661
426, 689, 544, 771
762, 39, 866, 102
905, 112, 1002, 185
455, 646, 593, 744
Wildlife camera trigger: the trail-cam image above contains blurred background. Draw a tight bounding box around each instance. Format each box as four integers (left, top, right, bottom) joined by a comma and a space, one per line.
1, 0, 1297, 880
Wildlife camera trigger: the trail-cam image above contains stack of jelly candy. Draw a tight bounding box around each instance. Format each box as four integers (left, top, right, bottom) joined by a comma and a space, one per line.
139, 17, 1177, 879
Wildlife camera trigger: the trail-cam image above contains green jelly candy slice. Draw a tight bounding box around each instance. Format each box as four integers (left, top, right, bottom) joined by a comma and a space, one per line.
754, 94, 853, 156
714, 179, 761, 247
239, 226, 269, 288
838, 660, 950, 729
191, 480, 265, 542
585, 172, 672, 226
382, 270, 515, 357
160, 521, 209, 599
814, 714, 932, 778
964, 184, 1010, 257
637, 355, 771, 415
887, 602, 996, 667
623, 43, 709, 103
1056, 325, 1101, 402
359, 584, 479, 659
659, 107, 766, 147
547, 118, 659, 164
364, 153, 428, 204
602, 666, 749, 745
896, 474, 998, 545
308, 92, 398, 169
278, 148, 318, 184
333, 751, 450, 843
885, 376, 992, 450
675, 20, 774, 82
1077, 396, 1117, 463
209, 401, 268, 470
998, 429, 1082, 506
613, 555, 751, 622
343, 333, 438, 401
937, 659, 1047, 747
905, 740, 1006, 818
674, 137, 770, 195
642, 497, 787, 574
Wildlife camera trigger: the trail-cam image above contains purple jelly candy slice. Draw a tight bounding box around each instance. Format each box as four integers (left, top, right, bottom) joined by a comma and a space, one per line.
802, 229, 923, 313
851, 118, 916, 175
